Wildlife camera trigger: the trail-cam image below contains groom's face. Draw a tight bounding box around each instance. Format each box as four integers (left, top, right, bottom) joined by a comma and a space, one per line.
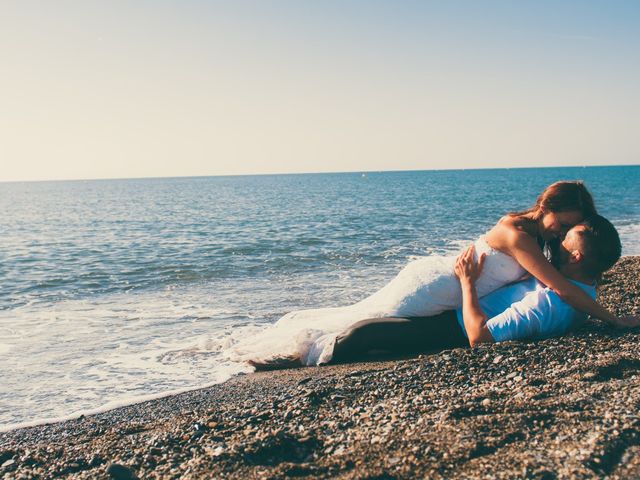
551, 225, 587, 269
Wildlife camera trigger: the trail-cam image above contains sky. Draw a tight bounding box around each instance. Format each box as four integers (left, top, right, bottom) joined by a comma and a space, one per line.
1, 1, 639, 182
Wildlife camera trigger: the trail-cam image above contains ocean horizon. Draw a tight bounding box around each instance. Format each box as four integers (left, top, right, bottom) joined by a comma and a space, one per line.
2, 163, 638, 185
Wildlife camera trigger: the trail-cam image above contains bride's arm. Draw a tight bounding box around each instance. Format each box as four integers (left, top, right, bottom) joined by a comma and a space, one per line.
498, 227, 621, 325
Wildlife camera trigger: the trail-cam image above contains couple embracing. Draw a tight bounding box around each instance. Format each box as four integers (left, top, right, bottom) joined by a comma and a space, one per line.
231, 181, 639, 368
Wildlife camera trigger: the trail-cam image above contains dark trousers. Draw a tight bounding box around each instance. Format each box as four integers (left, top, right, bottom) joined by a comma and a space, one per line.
331, 310, 469, 363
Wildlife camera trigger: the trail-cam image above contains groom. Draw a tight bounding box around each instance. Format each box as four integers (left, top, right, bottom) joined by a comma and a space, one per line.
331, 214, 635, 363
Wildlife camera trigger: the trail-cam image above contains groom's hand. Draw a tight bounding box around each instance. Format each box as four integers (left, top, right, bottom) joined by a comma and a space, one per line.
454, 245, 486, 285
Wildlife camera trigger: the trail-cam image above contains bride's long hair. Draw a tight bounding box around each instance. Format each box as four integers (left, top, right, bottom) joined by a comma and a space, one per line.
512, 180, 597, 220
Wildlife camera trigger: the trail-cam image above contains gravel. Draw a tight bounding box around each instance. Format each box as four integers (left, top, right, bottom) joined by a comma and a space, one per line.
1, 257, 639, 479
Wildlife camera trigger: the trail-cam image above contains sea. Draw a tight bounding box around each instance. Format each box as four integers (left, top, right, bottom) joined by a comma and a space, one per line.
1, 166, 639, 430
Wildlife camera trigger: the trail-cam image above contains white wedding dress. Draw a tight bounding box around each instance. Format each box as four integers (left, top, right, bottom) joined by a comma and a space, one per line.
229, 236, 526, 366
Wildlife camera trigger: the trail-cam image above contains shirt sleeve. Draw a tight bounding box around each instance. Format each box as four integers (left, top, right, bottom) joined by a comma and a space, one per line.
485, 289, 552, 342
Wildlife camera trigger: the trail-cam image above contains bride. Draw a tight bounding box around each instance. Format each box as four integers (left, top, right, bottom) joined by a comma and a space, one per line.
230, 181, 624, 367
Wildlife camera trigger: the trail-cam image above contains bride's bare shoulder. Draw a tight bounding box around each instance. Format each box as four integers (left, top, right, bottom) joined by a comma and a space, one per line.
492, 214, 528, 232
486, 214, 532, 248
496, 214, 518, 227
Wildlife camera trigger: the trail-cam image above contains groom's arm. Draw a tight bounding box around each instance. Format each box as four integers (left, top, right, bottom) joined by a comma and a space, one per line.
460, 277, 495, 347
454, 245, 495, 347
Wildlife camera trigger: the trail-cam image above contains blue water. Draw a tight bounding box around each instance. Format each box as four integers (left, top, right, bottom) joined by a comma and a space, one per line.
1, 166, 639, 427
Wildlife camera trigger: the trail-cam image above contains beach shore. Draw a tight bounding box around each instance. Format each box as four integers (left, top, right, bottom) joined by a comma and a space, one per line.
1, 257, 639, 479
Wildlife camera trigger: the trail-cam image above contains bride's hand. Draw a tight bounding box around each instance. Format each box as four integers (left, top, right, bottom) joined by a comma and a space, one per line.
454, 245, 486, 284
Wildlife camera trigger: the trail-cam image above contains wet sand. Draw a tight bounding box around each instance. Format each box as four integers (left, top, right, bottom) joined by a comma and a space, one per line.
1, 257, 639, 479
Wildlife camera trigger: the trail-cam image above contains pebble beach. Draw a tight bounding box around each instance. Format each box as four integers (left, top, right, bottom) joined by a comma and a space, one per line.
1, 256, 639, 479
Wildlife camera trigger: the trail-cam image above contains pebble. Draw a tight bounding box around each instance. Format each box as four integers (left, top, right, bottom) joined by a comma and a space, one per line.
332, 445, 346, 456
106, 463, 137, 480
209, 446, 225, 457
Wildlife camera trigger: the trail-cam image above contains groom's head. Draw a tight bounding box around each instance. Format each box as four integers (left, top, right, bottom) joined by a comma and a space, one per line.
552, 215, 621, 280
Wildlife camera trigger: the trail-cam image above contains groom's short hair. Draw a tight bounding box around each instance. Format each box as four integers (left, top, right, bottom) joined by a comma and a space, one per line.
577, 215, 621, 278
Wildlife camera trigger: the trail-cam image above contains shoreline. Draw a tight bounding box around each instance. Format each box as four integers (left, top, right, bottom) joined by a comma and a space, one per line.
1, 257, 639, 479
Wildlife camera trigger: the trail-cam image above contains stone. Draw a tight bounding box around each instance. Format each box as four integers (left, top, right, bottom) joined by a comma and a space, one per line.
106, 463, 137, 480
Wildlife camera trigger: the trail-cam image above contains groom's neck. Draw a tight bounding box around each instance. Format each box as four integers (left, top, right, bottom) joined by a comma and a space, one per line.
558, 264, 596, 286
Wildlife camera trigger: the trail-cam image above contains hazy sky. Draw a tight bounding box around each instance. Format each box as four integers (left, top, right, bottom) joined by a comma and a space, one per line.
1, 1, 639, 182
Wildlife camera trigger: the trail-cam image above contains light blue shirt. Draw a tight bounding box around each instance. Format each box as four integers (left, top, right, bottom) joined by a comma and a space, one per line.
456, 277, 597, 342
